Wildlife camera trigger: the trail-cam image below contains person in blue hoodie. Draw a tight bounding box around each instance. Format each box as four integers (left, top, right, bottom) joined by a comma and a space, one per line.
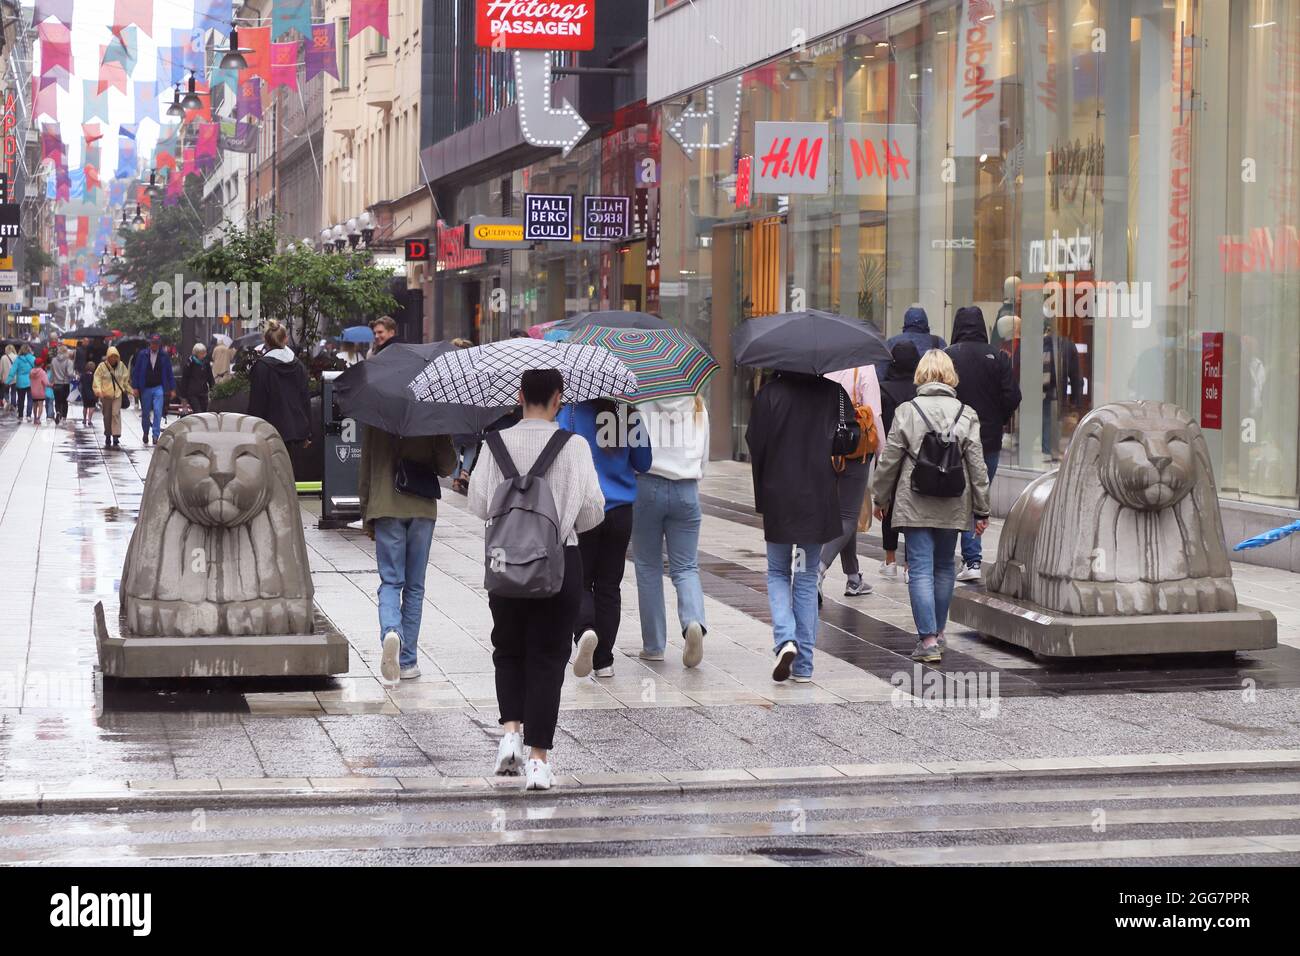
881, 306, 947, 379
560, 398, 652, 679
5, 345, 35, 421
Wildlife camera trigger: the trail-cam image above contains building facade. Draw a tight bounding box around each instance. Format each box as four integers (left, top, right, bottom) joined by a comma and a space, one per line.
648, 0, 1300, 568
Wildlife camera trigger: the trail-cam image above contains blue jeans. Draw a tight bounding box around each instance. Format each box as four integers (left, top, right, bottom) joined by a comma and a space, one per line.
904, 528, 959, 636
140, 385, 165, 439
960, 451, 1000, 564
766, 541, 821, 677
632, 475, 706, 654
374, 516, 436, 668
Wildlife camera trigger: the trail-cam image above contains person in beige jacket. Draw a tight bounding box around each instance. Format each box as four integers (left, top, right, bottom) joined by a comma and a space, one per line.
870, 350, 990, 663
92, 347, 131, 448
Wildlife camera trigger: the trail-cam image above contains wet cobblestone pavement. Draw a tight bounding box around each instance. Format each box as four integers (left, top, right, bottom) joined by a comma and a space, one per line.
2, 411, 1299, 787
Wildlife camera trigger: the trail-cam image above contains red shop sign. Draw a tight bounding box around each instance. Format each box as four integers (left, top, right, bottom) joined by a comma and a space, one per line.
475, 1, 596, 51
1201, 331, 1224, 430
436, 221, 486, 271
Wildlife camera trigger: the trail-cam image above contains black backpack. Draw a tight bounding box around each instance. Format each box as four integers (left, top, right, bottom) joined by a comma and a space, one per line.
906, 399, 967, 498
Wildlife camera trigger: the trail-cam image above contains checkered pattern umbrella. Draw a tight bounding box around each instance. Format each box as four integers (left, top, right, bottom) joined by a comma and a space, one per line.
569, 326, 718, 402
408, 338, 638, 407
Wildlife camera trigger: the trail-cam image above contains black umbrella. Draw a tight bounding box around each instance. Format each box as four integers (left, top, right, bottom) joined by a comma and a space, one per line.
233, 331, 263, 349
333, 341, 512, 437
554, 310, 675, 332
66, 326, 114, 338
732, 310, 890, 374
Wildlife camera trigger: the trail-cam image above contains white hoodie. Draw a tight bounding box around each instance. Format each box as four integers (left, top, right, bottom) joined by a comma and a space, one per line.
263, 346, 295, 363
638, 395, 709, 481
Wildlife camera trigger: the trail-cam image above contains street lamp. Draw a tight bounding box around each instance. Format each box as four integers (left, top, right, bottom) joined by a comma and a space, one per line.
180, 72, 203, 111
146, 169, 161, 194
218, 27, 250, 71
359, 210, 374, 247
346, 217, 360, 249
319, 228, 333, 252
331, 223, 346, 252
166, 84, 184, 117
132, 204, 145, 226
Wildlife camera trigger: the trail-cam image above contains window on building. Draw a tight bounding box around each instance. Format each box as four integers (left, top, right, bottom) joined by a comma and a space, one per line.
339, 17, 350, 88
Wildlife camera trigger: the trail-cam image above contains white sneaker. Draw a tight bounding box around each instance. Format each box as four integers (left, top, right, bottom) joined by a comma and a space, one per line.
573, 629, 598, 678
593, 665, 614, 678
772, 641, 797, 682
379, 631, 400, 684
399, 664, 421, 680
494, 731, 527, 776
638, 649, 665, 661
346, 519, 365, 531
878, 562, 899, 580
682, 621, 705, 668
524, 758, 554, 791
791, 674, 813, 684
956, 561, 982, 583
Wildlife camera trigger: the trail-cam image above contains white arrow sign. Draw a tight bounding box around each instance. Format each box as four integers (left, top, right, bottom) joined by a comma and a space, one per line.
514, 49, 589, 156
667, 76, 742, 157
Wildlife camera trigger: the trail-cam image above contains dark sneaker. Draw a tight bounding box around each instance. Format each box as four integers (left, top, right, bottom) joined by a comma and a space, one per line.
844, 574, 873, 596
911, 640, 941, 663
772, 641, 797, 682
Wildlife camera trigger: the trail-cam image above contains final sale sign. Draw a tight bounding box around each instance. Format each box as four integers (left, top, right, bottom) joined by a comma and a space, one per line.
476, 1, 596, 51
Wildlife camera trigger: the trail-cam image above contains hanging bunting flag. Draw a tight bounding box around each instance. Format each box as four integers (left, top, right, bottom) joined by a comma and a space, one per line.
241, 25, 272, 82
113, 0, 154, 38
196, 122, 219, 163
103, 25, 138, 71
194, 0, 229, 30
116, 127, 138, 180
269, 41, 300, 92
83, 123, 104, 145
85, 165, 102, 195
33, 0, 75, 28
181, 147, 198, 180
56, 168, 70, 201
349, 0, 389, 38
38, 22, 74, 89
154, 148, 177, 171
236, 76, 263, 120
165, 171, 183, 205
33, 82, 59, 122
210, 66, 239, 93
273, 0, 312, 41
109, 180, 127, 207
70, 172, 86, 201
306, 23, 339, 82
134, 78, 161, 124
83, 81, 111, 123
168, 27, 205, 85
136, 184, 152, 208
98, 61, 130, 96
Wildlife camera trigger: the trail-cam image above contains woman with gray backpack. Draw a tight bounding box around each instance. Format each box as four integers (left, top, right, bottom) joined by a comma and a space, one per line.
870, 350, 991, 663
468, 369, 605, 791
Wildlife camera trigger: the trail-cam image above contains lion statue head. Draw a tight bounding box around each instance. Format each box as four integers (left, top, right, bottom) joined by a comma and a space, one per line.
121, 413, 314, 637
986, 401, 1236, 616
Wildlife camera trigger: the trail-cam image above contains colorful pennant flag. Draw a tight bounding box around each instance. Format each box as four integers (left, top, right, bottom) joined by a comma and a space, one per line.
103, 25, 138, 71
38, 22, 73, 89
113, 0, 154, 38
98, 61, 129, 96
194, 0, 229, 30
306, 24, 339, 82
83, 122, 104, 145
196, 123, 219, 164
134, 78, 161, 123
269, 41, 300, 91
83, 80, 110, 123
241, 26, 272, 82
236, 76, 263, 120
349, 0, 390, 38
33, 0, 75, 27
273, 0, 312, 41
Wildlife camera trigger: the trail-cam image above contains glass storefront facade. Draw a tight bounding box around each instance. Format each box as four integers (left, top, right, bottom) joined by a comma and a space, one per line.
655, 0, 1300, 508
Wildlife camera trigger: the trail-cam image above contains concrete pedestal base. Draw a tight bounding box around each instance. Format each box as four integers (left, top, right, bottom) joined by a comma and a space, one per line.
94, 602, 350, 678
949, 588, 1277, 658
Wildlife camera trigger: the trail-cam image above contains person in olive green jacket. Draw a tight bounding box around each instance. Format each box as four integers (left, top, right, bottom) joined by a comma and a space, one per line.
359, 425, 456, 684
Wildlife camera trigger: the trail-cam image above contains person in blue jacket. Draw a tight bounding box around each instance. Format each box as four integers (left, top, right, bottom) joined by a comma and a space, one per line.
560, 398, 652, 679
130, 334, 176, 446
879, 305, 947, 381
5, 345, 35, 421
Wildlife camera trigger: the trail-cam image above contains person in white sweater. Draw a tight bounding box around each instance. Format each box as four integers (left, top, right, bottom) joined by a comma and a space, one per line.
631, 394, 709, 667
467, 369, 605, 792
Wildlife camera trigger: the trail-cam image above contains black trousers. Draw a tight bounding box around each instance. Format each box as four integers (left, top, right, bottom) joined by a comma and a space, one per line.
575, 503, 633, 670
53, 384, 70, 421
188, 392, 209, 413
882, 508, 901, 554
489, 546, 582, 751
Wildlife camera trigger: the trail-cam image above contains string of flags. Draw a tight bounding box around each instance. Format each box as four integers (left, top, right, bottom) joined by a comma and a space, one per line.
30, 0, 389, 281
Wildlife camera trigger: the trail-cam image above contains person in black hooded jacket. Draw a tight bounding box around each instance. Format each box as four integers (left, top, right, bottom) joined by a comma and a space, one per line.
247, 320, 312, 446
877, 340, 920, 581
945, 305, 1021, 580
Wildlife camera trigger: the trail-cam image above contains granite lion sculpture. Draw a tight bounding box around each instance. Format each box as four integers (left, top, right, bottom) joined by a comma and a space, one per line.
121, 413, 314, 636
985, 401, 1236, 616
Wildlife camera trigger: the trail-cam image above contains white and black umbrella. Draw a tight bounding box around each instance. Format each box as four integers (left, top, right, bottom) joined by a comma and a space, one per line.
409, 337, 638, 407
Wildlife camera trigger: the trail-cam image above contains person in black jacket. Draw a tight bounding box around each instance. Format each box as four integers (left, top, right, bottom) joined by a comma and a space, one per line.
877, 341, 920, 581
946, 306, 1022, 580
180, 343, 216, 413
247, 320, 311, 447
745, 371, 847, 684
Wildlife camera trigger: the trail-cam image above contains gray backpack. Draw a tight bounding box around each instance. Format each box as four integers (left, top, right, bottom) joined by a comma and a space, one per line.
482, 429, 573, 598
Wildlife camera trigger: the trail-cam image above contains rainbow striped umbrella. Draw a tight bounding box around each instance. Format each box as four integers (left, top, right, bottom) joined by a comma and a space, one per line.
570, 325, 718, 402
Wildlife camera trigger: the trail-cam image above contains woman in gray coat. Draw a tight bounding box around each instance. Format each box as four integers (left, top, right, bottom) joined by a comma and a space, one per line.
50, 347, 77, 425
870, 350, 991, 662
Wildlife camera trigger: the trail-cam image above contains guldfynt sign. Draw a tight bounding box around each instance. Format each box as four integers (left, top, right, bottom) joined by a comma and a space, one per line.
476, 1, 595, 51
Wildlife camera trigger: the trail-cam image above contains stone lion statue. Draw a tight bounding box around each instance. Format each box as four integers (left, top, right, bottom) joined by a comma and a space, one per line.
985, 401, 1236, 616
121, 413, 314, 636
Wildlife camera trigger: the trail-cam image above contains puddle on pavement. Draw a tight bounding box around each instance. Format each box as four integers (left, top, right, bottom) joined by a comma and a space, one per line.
101, 676, 341, 715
